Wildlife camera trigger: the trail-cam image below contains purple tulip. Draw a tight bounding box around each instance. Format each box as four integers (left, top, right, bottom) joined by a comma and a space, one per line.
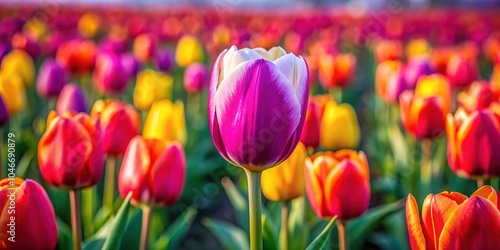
386, 70, 410, 103
0, 39, 11, 61
36, 59, 67, 98
93, 53, 132, 94
208, 46, 309, 170
56, 83, 88, 113
155, 49, 175, 72
405, 56, 434, 88
184, 63, 209, 93
0, 95, 9, 126
121, 54, 140, 77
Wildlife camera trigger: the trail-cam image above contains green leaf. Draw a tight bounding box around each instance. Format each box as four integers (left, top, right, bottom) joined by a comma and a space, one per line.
221, 177, 249, 234
262, 213, 278, 250
289, 196, 308, 250
202, 218, 249, 250
101, 192, 133, 250
152, 207, 197, 250
55, 217, 72, 250
306, 216, 337, 250
82, 216, 115, 250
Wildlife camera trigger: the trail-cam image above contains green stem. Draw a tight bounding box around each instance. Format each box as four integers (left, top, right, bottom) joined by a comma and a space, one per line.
420, 139, 432, 201
245, 169, 263, 250
140, 206, 152, 250
104, 157, 117, 210
70, 190, 82, 250
337, 220, 348, 250
280, 201, 289, 250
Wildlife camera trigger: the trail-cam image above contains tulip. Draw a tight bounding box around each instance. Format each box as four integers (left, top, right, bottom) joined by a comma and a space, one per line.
386, 69, 410, 104
133, 33, 157, 63
99, 37, 128, 55
300, 100, 321, 149
11, 33, 42, 61
1, 49, 34, 86
155, 49, 175, 72
143, 100, 187, 145
304, 150, 370, 220
0, 39, 11, 61
374, 40, 403, 62
23, 18, 47, 40
184, 63, 209, 93
415, 74, 452, 112
375, 60, 403, 103
36, 59, 67, 98
78, 12, 100, 37
406, 39, 430, 59
0, 72, 26, 115
320, 101, 360, 150
121, 53, 140, 77
493, 64, 500, 97
91, 100, 140, 156
0, 178, 58, 250
175, 35, 204, 67
447, 106, 500, 179
446, 54, 478, 88
38, 111, 104, 189
56, 83, 88, 114
405, 57, 434, 89
458, 81, 496, 112
318, 53, 356, 89
0, 95, 9, 126
133, 69, 173, 110
93, 53, 132, 94
56, 40, 96, 74
406, 186, 500, 250
431, 47, 453, 74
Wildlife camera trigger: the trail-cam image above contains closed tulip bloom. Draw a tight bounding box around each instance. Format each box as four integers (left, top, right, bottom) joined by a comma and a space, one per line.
0, 178, 58, 250
318, 53, 356, 89
78, 12, 100, 37
93, 53, 132, 94
143, 100, 187, 145
261, 142, 307, 202
184, 63, 209, 93
406, 39, 430, 59
175, 35, 204, 67
446, 54, 478, 88
11, 33, 42, 61
38, 111, 104, 189
133, 69, 173, 110
320, 101, 360, 150
304, 150, 370, 220
405, 57, 434, 89
36, 59, 67, 98
374, 40, 403, 62
209, 46, 309, 170
56, 83, 88, 113
406, 186, 500, 250
376, 60, 403, 102
56, 40, 96, 74
91, 100, 140, 156
458, 81, 496, 112
118, 136, 186, 206
431, 47, 453, 74
300, 100, 321, 149
155, 49, 175, 72
0, 96, 9, 126
415, 74, 452, 112
0, 72, 26, 115
385, 69, 410, 103
447, 107, 500, 178
121, 54, 140, 77
1, 49, 34, 86
400, 91, 447, 140
133, 33, 157, 63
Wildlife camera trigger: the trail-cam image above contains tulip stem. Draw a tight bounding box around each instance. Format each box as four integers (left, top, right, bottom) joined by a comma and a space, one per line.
140, 206, 152, 250
69, 190, 82, 250
477, 179, 485, 188
245, 169, 263, 250
104, 157, 116, 211
337, 220, 348, 250
420, 139, 432, 201
280, 201, 290, 250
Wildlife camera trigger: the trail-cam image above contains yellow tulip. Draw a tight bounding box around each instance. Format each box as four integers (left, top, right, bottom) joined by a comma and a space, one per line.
320, 101, 360, 150
143, 100, 187, 145
0, 72, 27, 115
175, 35, 204, 67
415, 74, 451, 112
406, 39, 430, 58
133, 70, 173, 110
261, 142, 307, 202
23, 18, 47, 40
78, 12, 100, 37
1, 50, 34, 86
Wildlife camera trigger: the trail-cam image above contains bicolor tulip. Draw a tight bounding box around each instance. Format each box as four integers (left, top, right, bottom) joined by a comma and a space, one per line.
304, 150, 370, 220
209, 46, 309, 170
406, 186, 500, 250
415, 74, 452, 112
405, 57, 434, 88
184, 63, 209, 93
118, 136, 185, 206
374, 40, 403, 62
318, 53, 356, 89
133, 69, 173, 110
431, 47, 453, 74
56, 83, 88, 113
91, 100, 140, 156
0, 178, 58, 250
261, 142, 307, 202
446, 107, 500, 178
155, 49, 175, 72
458, 81, 496, 112
175, 35, 204, 67
0, 96, 9, 126
93, 53, 132, 94
0, 72, 26, 115
38, 111, 104, 189
143, 100, 187, 145
36, 59, 67, 98
446, 54, 478, 88
1, 49, 34, 86
375, 60, 403, 103
320, 101, 360, 150
78, 12, 100, 37
133, 33, 157, 63
56, 40, 96, 74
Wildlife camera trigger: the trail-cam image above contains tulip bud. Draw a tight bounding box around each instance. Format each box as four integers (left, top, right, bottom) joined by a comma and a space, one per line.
133, 69, 173, 110
318, 53, 356, 89
209, 46, 309, 170
38, 111, 104, 189
304, 150, 370, 220
155, 49, 175, 72
0, 95, 9, 126
300, 100, 321, 149
1, 49, 34, 86
133, 33, 157, 63
0, 178, 58, 250
400, 91, 446, 140
121, 53, 140, 77
374, 40, 403, 62
0, 72, 26, 115
56, 83, 88, 114
175, 35, 204, 67
56, 40, 96, 75
78, 12, 100, 38
184, 63, 209, 93
405, 56, 434, 88
415, 74, 452, 112
458, 81, 496, 112
91, 100, 140, 156
375, 60, 403, 102
118, 136, 186, 206
93, 53, 132, 94
36, 59, 67, 98
446, 54, 478, 88
143, 100, 187, 145
320, 101, 360, 150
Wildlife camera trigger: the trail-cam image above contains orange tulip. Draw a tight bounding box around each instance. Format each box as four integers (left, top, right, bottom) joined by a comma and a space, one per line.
375, 60, 403, 102
374, 40, 403, 62
406, 185, 500, 250
491, 64, 500, 97
304, 150, 370, 220
56, 40, 96, 74
133, 33, 157, 63
318, 53, 356, 89
457, 81, 496, 112
431, 47, 453, 74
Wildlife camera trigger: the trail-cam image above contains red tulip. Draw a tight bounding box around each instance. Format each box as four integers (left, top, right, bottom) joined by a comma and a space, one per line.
446, 54, 478, 88
318, 53, 356, 89
56, 39, 96, 75
457, 81, 496, 112
299, 95, 332, 149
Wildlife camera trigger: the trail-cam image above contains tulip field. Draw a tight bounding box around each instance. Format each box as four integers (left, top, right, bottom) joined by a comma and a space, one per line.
2, 3, 500, 250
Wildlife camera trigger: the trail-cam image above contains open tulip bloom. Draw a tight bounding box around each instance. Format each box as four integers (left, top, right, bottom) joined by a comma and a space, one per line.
208, 46, 309, 250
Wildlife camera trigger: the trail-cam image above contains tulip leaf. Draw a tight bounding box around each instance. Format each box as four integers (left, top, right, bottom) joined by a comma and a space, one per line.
221, 177, 250, 234
101, 191, 133, 250
288, 196, 308, 250
82, 216, 114, 250
152, 207, 197, 250
305, 216, 337, 250
117, 209, 141, 250
55, 217, 72, 250
262, 213, 278, 250
202, 218, 249, 250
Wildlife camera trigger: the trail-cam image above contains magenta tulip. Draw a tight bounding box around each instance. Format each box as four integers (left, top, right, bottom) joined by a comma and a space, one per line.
56, 83, 88, 113
36, 59, 67, 98
184, 63, 209, 93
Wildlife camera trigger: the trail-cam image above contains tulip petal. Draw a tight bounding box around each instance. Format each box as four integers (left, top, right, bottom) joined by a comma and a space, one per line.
118, 136, 151, 203
470, 185, 497, 206
426, 194, 460, 250
304, 158, 326, 217
405, 194, 427, 250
